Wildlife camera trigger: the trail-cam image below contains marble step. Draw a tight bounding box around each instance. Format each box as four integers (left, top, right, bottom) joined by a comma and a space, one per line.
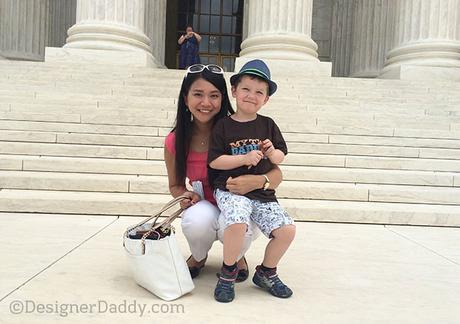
289, 133, 460, 149
6, 77, 445, 97
0, 101, 440, 120
280, 198, 460, 226
5, 101, 459, 129
1, 154, 458, 186
0, 85, 181, 98
1, 100, 459, 126
305, 103, 460, 116
280, 165, 459, 187
0, 155, 167, 175
0, 141, 158, 160
2, 139, 460, 161
1, 189, 459, 226
281, 181, 460, 204
3, 80, 454, 102
0, 143, 460, 175
1, 64, 457, 98
0, 130, 165, 147
0, 111, 175, 127
2, 117, 460, 142
3, 102, 176, 114
0, 171, 163, 194
285, 143, 460, 160
3, 128, 460, 152
1, 78, 456, 99
1, 90, 453, 111
0, 120, 163, 137
0, 93, 177, 108
1, 110, 457, 133
2, 62, 459, 89
1, 171, 460, 205
6, 103, 460, 128
8, 100, 444, 120
344, 155, 460, 172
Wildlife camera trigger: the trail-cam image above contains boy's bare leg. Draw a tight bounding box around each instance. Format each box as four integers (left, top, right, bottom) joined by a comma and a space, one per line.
215, 223, 247, 303
253, 225, 295, 299
262, 225, 296, 267
223, 223, 247, 265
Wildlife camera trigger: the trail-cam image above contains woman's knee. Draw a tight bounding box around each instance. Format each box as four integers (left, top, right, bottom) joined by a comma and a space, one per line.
181, 200, 220, 235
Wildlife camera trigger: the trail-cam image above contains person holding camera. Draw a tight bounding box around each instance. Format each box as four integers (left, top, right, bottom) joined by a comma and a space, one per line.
178, 25, 202, 69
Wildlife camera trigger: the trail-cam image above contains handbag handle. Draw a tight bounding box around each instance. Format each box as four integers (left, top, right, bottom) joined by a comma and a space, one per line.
123, 195, 188, 254
125, 195, 187, 234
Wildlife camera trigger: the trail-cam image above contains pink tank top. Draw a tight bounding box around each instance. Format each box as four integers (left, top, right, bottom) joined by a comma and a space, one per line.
165, 132, 216, 205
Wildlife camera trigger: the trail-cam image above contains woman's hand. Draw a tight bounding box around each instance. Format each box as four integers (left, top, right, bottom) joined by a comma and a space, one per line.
225, 175, 264, 195
226, 165, 283, 195
180, 191, 201, 209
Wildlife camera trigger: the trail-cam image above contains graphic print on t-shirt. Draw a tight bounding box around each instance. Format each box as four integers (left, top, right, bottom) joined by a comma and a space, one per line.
230, 138, 261, 155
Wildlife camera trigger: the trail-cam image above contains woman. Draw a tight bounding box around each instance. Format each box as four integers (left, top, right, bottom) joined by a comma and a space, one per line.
178, 25, 201, 69
164, 63, 283, 281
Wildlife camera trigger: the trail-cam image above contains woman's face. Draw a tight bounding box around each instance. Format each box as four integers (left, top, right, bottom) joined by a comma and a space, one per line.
184, 78, 223, 124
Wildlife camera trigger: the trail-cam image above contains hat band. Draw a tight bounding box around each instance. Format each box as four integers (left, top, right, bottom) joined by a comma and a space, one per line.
239, 68, 270, 80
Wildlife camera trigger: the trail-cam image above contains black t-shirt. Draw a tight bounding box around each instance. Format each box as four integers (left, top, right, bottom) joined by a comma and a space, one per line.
207, 114, 288, 202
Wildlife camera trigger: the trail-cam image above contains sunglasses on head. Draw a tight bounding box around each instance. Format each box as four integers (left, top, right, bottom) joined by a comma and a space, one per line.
186, 64, 224, 75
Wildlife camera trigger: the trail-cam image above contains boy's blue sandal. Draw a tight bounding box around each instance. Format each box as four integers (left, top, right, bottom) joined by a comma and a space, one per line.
252, 265, 293, 298
214, 266, 238, 302
215, 256, 249, 282
236, 256, 249, 282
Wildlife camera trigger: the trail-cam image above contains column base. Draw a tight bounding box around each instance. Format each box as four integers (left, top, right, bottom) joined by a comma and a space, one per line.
379, 64, 460, 82
234, 57, 332, 77
45, 47, 160, 68
349, 70, 380, 78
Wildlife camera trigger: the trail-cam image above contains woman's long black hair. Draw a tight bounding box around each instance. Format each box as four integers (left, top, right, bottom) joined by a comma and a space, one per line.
172, 68, 235, 185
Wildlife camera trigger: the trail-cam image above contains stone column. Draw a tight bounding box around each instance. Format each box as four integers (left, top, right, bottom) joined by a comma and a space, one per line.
46, 0, 157, 67
47, 0, 77, 48
349, 0, 394, 78
330, 0, 354, 77
0, 0, 49, 61
312, 0, 333, 62
66, 0, 150, 52
144, 0, 166, 67
380, 0, 460, 81
236, 0, 331, 76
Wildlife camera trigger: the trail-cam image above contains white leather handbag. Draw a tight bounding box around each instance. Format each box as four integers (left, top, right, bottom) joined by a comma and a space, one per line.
123, 196, 194, 301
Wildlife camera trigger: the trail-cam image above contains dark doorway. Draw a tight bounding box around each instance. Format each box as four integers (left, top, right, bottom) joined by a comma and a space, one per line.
166, 0, 244, 71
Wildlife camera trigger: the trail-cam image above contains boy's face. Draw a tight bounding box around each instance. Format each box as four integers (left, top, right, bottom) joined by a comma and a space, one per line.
231, 75, 269, 115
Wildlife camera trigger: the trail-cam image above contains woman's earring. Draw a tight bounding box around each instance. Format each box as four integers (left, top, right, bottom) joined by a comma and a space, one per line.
190, 113, 194, 122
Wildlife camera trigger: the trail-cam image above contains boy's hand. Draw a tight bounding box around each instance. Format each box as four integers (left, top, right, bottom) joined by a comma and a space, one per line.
244, 150, 264, 168
261, 139, 275, 157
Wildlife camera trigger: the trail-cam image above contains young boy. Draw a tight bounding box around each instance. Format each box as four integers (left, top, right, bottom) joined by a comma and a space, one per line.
208, 59, 296, 303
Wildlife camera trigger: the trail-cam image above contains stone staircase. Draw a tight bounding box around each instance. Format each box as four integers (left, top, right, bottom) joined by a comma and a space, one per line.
1, 60, 460, 226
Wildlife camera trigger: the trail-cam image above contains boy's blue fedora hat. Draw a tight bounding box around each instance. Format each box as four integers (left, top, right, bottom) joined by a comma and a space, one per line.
230, 59, 277, 96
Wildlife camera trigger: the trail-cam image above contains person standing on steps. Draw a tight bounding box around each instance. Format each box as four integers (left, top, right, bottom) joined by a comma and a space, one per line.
178, 25, 202, 69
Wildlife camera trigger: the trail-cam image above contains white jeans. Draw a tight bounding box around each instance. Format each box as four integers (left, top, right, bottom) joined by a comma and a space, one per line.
180, 200, 261, 262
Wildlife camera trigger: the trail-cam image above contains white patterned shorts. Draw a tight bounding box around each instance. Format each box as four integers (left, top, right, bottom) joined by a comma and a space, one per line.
215, 189, 294, 238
